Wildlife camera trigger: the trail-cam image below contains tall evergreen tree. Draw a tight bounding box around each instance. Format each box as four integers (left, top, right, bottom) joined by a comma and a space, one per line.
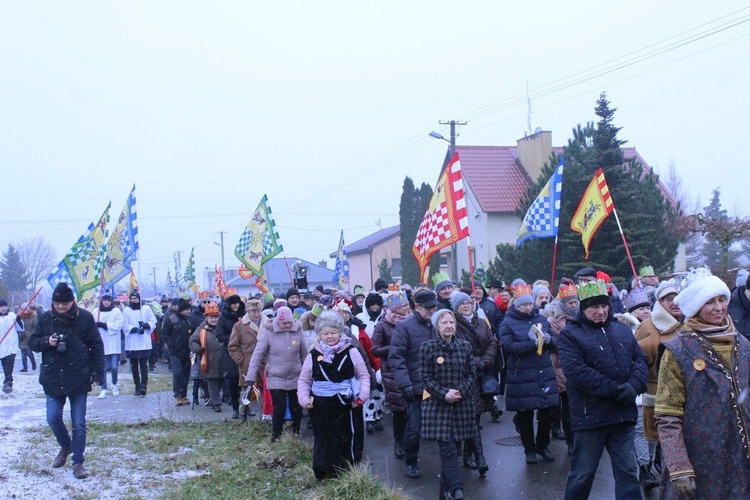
399, 177, 421, 286
0, 244, 30, 292
488, 93, 681, 284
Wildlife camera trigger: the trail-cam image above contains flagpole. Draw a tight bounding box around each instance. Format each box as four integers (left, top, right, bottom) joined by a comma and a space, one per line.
96, 266, 106, 322
466, 237, 475, 290
283, 256, 294, 287
612, 208, 640, 284
550, 235, 559, 290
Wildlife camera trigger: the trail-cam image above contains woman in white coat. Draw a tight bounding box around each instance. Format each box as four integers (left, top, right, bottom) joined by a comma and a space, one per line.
92, 294, 124, 398
122, 291, 156, 396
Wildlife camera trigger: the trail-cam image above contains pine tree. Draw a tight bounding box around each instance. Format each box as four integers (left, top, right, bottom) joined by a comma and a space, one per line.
378, 259, 393, 283
399, 177, 421, 286
0, 244, 30, 292
488, 93, 681, 284
701, 189, 727, 270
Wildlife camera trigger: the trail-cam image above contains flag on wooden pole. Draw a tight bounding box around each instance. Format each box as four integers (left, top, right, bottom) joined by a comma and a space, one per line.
413, 152, 470, 282
103, 185, 138, 289
235, 195, 283, 276
183, 248, 196, 288
570, 168, 614, 258
517, 157, 564, 247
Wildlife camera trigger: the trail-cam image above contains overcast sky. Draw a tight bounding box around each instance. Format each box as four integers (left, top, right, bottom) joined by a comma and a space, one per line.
1, 1, 748, 290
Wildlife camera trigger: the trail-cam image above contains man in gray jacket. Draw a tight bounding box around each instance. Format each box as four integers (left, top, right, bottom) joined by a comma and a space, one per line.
389, 290, 438, 479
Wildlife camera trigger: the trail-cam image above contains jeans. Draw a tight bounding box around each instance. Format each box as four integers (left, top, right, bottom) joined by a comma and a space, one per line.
101, 354, 119, 390
170, 354, 191, 398
565, 422, 642, 500
438, 441, 463, 495
20, 348, 37, 371
560, 392, 574, 447
46, 392, 88, 465
634, 407, 650, 466
403, 399, 422, 466
270, 389, 302, 439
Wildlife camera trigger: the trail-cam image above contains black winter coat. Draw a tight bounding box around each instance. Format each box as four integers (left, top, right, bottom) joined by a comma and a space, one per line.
477, 297, 502, 336
559, 311, 648, 431
371, 317, 406, 412
420, 337, 477, 441
498, 306, 559, 412
216, 301, 246, 378
729, 286, 750, 339
455, 313, 497, 413
161, 311, 200, 358
389, 312, 436, 393
29, 307, 105, 398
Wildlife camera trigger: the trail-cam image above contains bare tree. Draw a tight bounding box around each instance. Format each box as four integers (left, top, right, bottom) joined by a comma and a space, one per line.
679, 213, 750, 279
16, 237, 58, 290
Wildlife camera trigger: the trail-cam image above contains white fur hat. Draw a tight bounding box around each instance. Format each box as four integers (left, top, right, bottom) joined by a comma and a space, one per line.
674, 275, 730, 319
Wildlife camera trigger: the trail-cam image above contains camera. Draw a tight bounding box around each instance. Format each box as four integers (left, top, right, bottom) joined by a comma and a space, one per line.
53, 333, 67, 353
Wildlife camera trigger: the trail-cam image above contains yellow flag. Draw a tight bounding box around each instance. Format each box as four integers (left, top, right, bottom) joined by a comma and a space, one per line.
570, 168, 614, 258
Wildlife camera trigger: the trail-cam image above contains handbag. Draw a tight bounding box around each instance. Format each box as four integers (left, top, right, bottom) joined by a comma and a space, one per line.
480, 371, 501, 397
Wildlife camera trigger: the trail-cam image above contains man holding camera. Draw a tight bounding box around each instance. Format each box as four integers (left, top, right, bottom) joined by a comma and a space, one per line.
29, 282, 104, 480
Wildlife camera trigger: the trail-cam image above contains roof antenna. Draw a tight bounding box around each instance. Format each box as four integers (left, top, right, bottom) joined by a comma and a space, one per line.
526, 81, 533, 136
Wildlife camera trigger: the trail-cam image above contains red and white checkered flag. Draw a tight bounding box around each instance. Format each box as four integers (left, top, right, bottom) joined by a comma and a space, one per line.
413, 152, 469, 281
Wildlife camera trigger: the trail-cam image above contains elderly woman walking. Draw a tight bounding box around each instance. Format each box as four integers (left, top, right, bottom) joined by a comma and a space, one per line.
421, 309, 477, 500
499, 283, 559, 464
655, 268, 750, 498
245, 306, 306, 441
228, 299, 263, 422
297, 311, 370, 480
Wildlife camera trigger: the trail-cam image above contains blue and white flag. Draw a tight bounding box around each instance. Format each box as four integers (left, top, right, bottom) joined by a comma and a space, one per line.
332, 230, 349, 288
516, 156, 564, 247
103, 185, 139, 288
47, 222, 96, 297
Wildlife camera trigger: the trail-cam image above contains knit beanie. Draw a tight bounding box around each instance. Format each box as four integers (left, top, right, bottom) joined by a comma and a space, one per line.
286, 287, 300, 300
431, 309, 455, 330
738, 269, 749, 288
450, 291, 472, 312
0, 298, 7, 308
532, 285, 550, 303
52, 282, 75, 303
177, 298, 192, 312
276, 306, 294, 323
656, 279, 680, 301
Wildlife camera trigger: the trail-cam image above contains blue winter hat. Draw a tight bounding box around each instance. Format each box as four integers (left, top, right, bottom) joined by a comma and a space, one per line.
431, 309, 455, 330
450, 292, 472, 312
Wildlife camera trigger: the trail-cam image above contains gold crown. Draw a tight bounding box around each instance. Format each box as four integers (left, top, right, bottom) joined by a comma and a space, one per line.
576, 280, 608, 301
556, 283, 578, 300
203, 302, 220, 316
198, 291, 210, 299
512, 283, 532, 297
388, 284, 401, 292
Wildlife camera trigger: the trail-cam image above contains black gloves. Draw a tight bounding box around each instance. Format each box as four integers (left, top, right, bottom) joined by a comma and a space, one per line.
401, 385, 416, 403
16, 317, 23, 328
129, 327, 139, 334
615, 383, 637, 404
195, 346, 206, 355
96, 322, 108, 330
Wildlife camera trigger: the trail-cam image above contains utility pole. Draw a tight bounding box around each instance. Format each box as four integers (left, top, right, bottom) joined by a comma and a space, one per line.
438, 119, 466, 282
152, 267, 157, 295
216, 231, 227, 279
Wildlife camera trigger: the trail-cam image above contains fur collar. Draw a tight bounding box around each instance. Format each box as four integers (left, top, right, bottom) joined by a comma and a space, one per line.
651, 300, 680, 332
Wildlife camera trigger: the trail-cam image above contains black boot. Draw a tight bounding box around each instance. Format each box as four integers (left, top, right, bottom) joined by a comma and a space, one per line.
140, 383, 147, 396
474, 437, 489, 476
463, 439, 477, 469
394, 441, 405, 459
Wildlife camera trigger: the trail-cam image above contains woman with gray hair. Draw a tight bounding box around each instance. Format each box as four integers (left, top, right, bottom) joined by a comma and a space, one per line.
297, 310, 371, 480
541, 301, 574, 455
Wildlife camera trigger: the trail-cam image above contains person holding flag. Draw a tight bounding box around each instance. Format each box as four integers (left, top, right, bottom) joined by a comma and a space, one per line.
0, 298, 24, 393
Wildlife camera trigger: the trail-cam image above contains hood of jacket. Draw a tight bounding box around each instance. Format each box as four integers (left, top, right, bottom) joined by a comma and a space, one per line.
650, 299, 681, 332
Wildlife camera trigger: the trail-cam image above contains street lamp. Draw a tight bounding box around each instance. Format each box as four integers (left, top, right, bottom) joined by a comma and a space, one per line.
428, 131, 449, 142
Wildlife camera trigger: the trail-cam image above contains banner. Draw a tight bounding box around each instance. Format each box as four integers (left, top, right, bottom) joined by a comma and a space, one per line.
413, 152, 470, 281
184, 247, 196, 288
570, 168, 614, 258
332, 230, 349, 288
103, 185, 138, 288
517, 157, 564, 247
234, 195, 283, 276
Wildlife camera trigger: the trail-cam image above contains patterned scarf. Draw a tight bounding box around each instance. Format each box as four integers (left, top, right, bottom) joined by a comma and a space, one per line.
316, 335, 352, 363
685, 315, 736, 341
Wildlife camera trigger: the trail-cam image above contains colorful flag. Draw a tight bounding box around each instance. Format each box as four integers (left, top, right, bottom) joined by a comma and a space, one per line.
234, 195, 283, 276
103, 185, 139, 288
570, 168, 615, 258
332, 230, 349, 288
213, 266, 229, 298
49, 204, 111, 300
517, 157, 564, 247
47, 222, 97, 296
166, 270, 175, 297
238, 265, 270, 294
184, 247, 196, 288
128, 269, 139, 296
174, 253, 184, 292
413, 152, 470, 282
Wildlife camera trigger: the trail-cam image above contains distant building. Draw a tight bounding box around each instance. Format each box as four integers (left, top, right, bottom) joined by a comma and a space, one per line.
330, 225, 401, 290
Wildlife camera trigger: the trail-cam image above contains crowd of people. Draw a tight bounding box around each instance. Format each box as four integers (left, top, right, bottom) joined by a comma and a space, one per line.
3, 265, 750, 498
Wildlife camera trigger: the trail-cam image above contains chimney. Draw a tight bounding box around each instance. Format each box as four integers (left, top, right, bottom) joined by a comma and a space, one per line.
318, 260, 328, 269
516, 130, 552, 182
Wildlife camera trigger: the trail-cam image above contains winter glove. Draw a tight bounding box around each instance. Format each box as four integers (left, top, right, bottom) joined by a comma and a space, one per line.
542, 332, 551, 344
137, 326, 146, 335
615, 383, 637, 404
129, 327, 139, 334
16, 316, 23, 328
401, 385, 416, 403
96, 322, 108, 330
672, 476, 697, 497
194, 346, 206, 355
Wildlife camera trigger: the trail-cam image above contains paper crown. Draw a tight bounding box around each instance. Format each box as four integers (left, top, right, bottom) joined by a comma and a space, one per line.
332, 300, 351, 314
512, 283, 532, 297
388, 284, 401, 292
203, 302, 220, 316
576, 280, 609, 301
622, 287, 650, 311
225, 288, 238, 297
679, 266, 714, 290
198, 291, 210, 300
311, 303, 324, 317
639, 266, 655, 277
353, 285, 366, 296
556, 283, 578, 300
432, 271, 452, 288
387, 291, 410, 309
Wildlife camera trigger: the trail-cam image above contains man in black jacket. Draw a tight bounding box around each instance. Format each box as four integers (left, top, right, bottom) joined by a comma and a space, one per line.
161, 298, 200, 406
389, 290, 438, 479
29, 283, 104, 480
729, 273, 750, 339
559, 280, 648, 500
